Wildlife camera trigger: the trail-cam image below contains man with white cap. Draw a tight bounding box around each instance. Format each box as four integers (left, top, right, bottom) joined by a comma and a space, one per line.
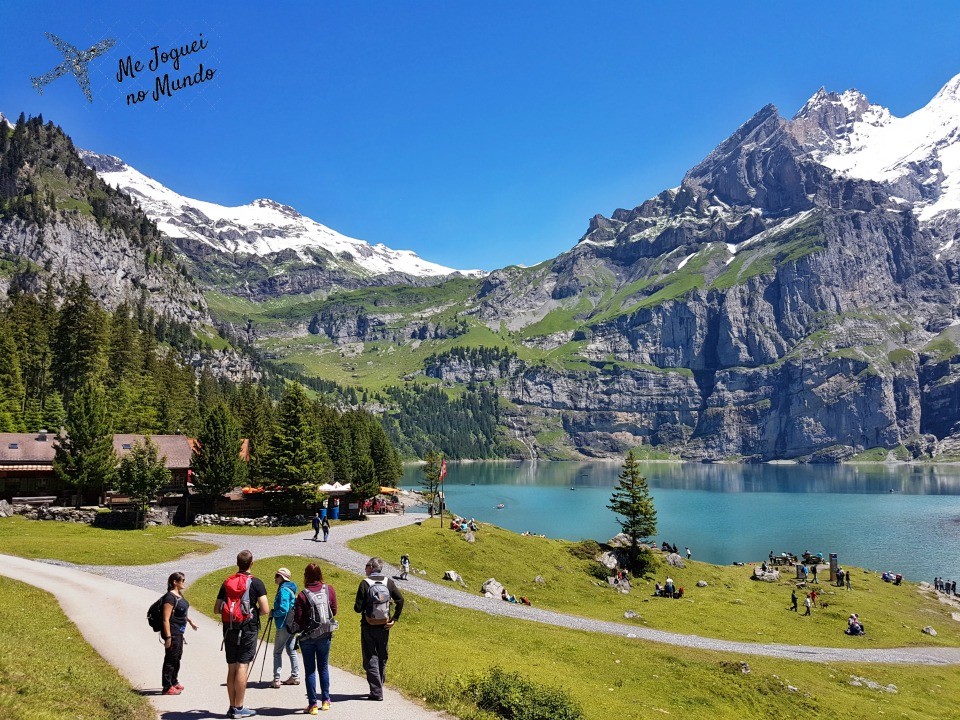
271, 567, 301, 688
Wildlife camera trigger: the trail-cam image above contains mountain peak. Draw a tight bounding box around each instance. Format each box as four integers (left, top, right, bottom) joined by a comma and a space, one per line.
82, 150, 482, 278
249, 198, 301, 218
931, 71, 960, 103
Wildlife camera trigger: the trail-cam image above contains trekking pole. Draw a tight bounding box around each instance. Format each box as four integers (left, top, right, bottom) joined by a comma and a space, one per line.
258, 620, 274, 682
247, 620, 272, 681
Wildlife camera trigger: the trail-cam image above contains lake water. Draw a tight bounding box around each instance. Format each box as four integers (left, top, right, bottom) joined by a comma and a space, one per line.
400, 461, 960, 582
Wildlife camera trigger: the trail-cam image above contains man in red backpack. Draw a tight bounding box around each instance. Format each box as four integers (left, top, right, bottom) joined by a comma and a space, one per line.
214, 550, 269, 718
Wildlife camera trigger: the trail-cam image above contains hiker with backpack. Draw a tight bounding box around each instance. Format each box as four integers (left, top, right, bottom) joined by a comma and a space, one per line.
321, 515, 330, 543
214, 550, 269, 719
354, 556, 404, 701
292, 562, 339, 714
270, 567, 300, 689
157, 571, 198, 696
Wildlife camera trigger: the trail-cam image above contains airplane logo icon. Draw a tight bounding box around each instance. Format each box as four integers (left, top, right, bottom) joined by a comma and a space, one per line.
31, 33, 117, 102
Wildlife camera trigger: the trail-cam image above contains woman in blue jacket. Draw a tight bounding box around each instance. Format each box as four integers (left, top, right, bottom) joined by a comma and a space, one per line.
271, 567, 301, 687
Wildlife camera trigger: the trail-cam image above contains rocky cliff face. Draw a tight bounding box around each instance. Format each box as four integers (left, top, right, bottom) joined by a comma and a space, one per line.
0, 215, 206, 322
417, 75, 960, 460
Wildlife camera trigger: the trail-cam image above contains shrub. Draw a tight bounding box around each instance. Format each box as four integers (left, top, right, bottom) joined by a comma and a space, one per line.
567, 539, 601, 561
468, 667, 583, 720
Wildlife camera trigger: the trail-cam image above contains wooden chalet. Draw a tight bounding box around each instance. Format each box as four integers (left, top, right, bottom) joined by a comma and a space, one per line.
0, 432, 250, 503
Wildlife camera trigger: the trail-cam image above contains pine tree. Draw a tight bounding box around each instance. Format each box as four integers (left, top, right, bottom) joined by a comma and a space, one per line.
191, 403, 247, 499
53, 380, 116, 507
23, 399, 43, 433
420, 450, 444, 517
607, 450, 657, 570
261, 383, 331, 488
42, 391, 66, 431
51, 277, 108, 399
352, 455, 380, 516
114, 436, 171, 525
0, 321, 25, 429
369, 419, 403, 487
231, 380, 272, 480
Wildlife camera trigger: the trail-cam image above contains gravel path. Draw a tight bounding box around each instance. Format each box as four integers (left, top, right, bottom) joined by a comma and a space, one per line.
0, 552, 449, 720
76, 512, 960, 666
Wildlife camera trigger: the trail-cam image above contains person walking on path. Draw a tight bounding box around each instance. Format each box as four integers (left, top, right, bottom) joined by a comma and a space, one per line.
294, 562, 339, 714
312, 513, 321, 541
161, 571, 198, 695
812, 564, 819, 583
685, 547, 691, 561
214, 550, 269, 719
846, 571, 852, 590
790, 588, 798, 612
354, 556, 404, 701
271, 567, 301, 689
322, 516, 331, 543
803, 594, 812, 616
399, 554, 410, 581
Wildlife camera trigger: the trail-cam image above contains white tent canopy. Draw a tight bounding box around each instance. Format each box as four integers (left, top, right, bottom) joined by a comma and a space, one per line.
317, 482, 351, 496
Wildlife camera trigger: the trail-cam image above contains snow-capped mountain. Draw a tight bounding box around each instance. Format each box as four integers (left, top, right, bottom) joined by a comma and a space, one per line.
797, 72, 960, 223
80, 150, 482, 279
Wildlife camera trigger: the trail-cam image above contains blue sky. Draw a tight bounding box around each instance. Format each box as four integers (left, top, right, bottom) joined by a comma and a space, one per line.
2, 1, 959, 271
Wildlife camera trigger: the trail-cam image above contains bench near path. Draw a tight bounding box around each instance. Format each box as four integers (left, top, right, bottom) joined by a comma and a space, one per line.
77, 512, 960, 666
0, 553, 450, 720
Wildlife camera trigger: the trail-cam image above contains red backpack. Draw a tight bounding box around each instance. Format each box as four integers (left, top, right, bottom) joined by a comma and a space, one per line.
221, 573, 253, 628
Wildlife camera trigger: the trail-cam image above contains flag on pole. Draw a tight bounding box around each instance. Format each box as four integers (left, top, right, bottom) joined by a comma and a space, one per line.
439, 458, 448, 483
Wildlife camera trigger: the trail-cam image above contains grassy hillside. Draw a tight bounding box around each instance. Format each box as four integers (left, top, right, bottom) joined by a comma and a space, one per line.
350, 518, 960, 649
189, 554, 960, 720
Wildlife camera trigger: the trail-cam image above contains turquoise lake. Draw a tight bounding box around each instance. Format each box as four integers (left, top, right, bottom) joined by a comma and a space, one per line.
400, 461, 960, 582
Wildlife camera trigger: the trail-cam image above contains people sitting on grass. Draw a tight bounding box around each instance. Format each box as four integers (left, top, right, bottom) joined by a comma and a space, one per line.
845, 614, 865, 635
501, 588, 517, 603
653, 579, 684, 598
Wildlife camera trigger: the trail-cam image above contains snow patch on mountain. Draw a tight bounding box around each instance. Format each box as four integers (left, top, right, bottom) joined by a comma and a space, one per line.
79, 150, 482, 278
811, 72, 960, 222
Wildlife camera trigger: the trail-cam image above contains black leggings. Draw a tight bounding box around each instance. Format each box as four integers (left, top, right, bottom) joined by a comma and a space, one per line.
162, 633, 184, 690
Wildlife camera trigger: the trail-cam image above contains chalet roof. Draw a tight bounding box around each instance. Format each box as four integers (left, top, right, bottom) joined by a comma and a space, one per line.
0, 433, 56, 463
0, 433, 248, 471
114, 435, 194, 469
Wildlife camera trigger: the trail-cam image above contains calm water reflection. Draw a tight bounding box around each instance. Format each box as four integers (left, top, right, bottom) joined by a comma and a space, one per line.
401, 461, 960, 582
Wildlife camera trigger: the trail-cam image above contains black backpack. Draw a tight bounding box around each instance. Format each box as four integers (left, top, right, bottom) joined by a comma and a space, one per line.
147, 595, 166, 632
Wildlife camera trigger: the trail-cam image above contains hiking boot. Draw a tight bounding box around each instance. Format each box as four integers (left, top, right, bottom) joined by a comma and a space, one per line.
305, 704, 319, 715
282, 676, 301, 685
270, 679, 282, 688
320, 700, 331, 711
233, 708, 257, 718
162, 686, 182, 695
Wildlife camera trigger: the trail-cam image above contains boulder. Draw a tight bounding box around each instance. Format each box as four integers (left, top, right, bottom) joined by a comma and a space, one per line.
0, 499, 11, 518
483, 591, 494, 598
463, 532, 475, 543
665, 553, 686, 569
481, 578, 504, 597
623, 610, 638, 619
607, 533, 632, 548
598, 551, 619, 570
922, 626, 938, 636
752, 567, 780, 582
696, 580, 708, 587
443, 570, 462, 583
607, 577, 631, 594
534, 575, 545, 584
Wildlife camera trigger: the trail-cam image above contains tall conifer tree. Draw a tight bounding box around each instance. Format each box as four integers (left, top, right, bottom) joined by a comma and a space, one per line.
53, 380, 116, 507
191, 403, 246, 499
262, 383, 331, 488
608, 450, 657, 570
